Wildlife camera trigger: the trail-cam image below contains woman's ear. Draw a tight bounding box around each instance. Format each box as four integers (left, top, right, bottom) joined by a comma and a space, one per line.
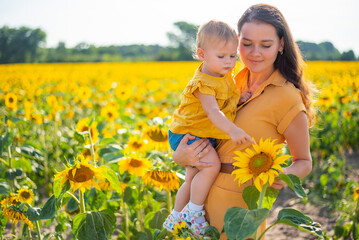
279, 37, 284, 52
197, 48, 205, 61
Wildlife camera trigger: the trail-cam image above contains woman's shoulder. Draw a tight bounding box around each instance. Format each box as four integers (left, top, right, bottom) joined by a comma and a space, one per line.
263, 76, 304, 109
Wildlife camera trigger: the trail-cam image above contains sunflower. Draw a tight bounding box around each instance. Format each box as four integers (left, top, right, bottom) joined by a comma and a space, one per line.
354, 187, 359, 201
2, 206, 34, 228
143, 170, 180, 192
172, 221, 191, 239
78, 86, 92, 102
54, 154, 105, 193
115, 85, 133, 100
232, 138, 291, 192
1, 193, 34, 228
0, 193, 19, 207
81, 145, 99, 161
101, 105, 119, 123
46, 95, 58, 109
118, 155, 152, 177
124, 135, 148, 153
98, 180, 127, 192
76, 118, 99, 143
5, 92, 18, 111
143, 125, 169, 150
17, 188, 34, 204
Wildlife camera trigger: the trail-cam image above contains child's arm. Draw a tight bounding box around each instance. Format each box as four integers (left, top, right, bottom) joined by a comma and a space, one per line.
193, 89, 255, 145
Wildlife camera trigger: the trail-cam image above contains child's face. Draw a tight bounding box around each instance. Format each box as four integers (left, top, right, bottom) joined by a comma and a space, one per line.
198, 38, 238, 77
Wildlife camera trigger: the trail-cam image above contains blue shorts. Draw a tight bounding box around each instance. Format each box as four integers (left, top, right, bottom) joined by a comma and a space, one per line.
168, 130, 217, 151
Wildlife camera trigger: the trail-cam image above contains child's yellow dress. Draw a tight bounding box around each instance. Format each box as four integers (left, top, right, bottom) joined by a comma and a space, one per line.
170, 63, 241, 140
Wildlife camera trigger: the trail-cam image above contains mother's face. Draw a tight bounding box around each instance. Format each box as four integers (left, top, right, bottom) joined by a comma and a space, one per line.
238, 21, 284, 74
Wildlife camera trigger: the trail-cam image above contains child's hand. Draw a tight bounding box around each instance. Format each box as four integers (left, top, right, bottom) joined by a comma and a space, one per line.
238, 90, 252, 105
229, 127, 256, 145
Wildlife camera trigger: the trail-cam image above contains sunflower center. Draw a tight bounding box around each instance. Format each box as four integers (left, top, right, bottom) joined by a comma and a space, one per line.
80, 126, 89, 132
147, 129, 168, 142
129, 158, 142, 167
248, 153, 273, 175
131, 141, 143, 149
67, 165, 94, 182
151, 171, 168, 183
9, 97, 14, 103
21, 192, 30, 199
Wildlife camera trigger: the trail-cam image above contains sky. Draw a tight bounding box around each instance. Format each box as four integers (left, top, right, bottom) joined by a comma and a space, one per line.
0, 0, 358, 55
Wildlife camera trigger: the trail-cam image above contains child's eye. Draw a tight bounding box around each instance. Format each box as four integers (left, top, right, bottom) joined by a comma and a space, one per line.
218, 56, 224, 58
230, 55, 236, 58
263, 45, 271, 48
242, 43, 251, 47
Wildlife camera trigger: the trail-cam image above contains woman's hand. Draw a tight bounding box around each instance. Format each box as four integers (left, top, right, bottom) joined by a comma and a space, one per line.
172, 134, 213, 168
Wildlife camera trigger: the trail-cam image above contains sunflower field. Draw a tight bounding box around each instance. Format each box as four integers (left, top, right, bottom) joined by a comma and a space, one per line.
0, 61, 358, 240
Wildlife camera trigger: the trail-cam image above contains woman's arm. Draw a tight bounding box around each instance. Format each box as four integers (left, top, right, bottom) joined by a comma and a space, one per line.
271, 111, 313, 189
172, 134, 213, 168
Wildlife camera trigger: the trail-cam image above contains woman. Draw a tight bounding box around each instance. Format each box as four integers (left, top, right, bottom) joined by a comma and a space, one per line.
172, 3, 314, 239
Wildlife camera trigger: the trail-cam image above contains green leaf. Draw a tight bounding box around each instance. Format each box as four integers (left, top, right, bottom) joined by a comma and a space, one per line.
53, 179, 71, 200
277, 174, 307, 199
72, 210, 116, 240
5, 168, 24, 180
27, 207, 42, 221
320, 174, 329, 186
66, 196, 79, 214
204, 226, 221, 239
274, 208, 323, 238
99, 165, 123, 194
27, 195, 58, 220
11, 157, 32, 172
0, 131, 12, 156
262, 187, 279, 210
85, 187, 106, 210
223, 207, 269, 240
0, 181, 10, 195
243, 186, 259, 210
148, 208, 168, 229
74, 131, 86, 144
40, 195, 57, 219
153, 229, 167, 240
17, 144, 44, 160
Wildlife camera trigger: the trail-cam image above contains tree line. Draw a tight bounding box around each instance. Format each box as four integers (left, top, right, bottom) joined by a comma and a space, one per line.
0, 22, 357, 64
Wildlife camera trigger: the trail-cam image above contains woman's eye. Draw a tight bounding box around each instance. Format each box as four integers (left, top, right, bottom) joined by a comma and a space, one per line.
242, 43, 251, 47
263, 45, 271, 48
230, 55, 236, 58
218, 56, 224, 58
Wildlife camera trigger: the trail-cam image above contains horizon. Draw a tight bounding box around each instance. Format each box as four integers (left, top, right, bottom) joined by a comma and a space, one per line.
0, 0, 358, 55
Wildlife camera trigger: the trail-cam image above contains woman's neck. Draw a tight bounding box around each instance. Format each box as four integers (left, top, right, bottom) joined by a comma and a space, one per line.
247, 67, 275, 93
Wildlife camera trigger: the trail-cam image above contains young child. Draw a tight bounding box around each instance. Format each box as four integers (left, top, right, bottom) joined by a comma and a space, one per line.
163, 20, 255, 236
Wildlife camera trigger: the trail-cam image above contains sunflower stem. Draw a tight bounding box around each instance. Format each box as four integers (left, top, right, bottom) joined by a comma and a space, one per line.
121, 199, 130, 240
167, 189, 172, 214
35, 221, 42, 240
136, 181, 144, 232
88, 128, 96, 165
27, 225, 31, 240
253, 183, 268, 240
7, 144, 14, 193
353, 197, 359, 239
79, 189, 86, 213
65, 191, 80, 204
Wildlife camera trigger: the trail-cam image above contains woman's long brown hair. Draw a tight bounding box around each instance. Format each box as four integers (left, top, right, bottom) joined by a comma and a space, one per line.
237, 3, 316, 126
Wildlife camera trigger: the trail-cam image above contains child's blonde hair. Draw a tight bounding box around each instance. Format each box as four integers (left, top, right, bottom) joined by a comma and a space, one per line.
196, 20, 238, 49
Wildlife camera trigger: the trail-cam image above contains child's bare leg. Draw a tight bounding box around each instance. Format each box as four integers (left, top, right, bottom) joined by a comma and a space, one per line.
174, 166, 198, 212
190, 146, 220, 205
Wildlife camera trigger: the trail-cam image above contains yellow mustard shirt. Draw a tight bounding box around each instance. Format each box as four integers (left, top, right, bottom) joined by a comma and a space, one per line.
170, 63, 241, 139
205, 67, 307, 237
